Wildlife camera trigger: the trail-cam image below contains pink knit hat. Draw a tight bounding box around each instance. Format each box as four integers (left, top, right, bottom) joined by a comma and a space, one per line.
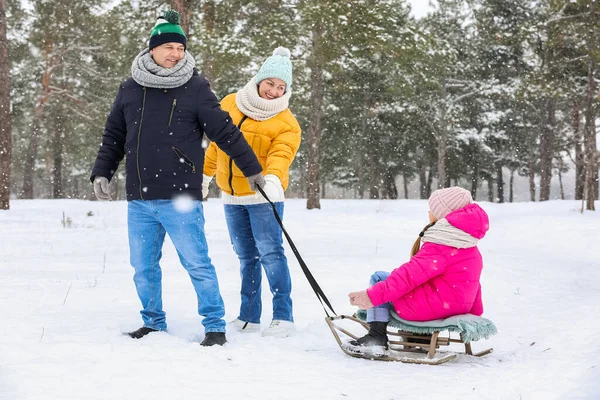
428, 187, 473, 220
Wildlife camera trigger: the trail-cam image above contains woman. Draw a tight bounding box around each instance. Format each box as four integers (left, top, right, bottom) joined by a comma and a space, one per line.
203, 47, 301, 338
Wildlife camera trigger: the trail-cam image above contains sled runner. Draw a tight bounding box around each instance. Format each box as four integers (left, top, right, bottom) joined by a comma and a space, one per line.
326, 311, 497, 365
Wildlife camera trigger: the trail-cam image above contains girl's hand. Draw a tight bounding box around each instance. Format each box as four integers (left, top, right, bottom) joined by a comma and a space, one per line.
348, 290, 373, 309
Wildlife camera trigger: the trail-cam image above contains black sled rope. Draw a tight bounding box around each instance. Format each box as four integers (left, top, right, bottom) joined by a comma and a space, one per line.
257, 186, 337, 318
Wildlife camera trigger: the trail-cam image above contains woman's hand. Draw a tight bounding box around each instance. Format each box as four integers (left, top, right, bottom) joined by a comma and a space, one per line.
348, 290, 373, 309
260, 174, 285, 202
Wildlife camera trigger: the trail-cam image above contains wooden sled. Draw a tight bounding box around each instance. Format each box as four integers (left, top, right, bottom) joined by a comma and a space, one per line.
326, 312, 496, 365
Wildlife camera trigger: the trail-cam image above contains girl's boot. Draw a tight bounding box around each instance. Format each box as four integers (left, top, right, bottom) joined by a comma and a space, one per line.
349, 321, 389, 349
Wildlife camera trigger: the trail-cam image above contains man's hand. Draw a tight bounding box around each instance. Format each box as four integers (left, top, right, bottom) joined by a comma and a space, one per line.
93, 177, 112, 201
247, 173, 266, 191
348, 290, 373, 310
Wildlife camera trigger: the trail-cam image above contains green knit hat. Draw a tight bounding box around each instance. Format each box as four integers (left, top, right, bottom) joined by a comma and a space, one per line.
149, 10, 187, 51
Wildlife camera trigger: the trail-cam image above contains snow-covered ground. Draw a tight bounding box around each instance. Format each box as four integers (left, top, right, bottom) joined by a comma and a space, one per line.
1, 198, 598, 400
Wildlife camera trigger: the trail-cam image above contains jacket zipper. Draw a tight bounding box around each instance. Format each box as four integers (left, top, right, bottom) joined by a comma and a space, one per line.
172, 146, 196, 173
136, 87, 147, 200
229, 115, 249, 196
168, 98, 177, 127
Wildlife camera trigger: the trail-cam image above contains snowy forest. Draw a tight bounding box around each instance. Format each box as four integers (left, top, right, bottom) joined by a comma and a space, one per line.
0, 0, 598, 210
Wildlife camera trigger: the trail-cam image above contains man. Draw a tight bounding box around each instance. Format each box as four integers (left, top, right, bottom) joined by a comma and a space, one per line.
90, 10, 265, 346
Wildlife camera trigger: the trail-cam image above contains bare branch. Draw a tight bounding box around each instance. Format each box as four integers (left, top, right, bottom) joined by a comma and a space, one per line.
453, 88, 484, 103
546, 13, 587, 25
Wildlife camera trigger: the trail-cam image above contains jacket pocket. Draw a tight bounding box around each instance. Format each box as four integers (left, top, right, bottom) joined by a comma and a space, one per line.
172, 146, 196, 173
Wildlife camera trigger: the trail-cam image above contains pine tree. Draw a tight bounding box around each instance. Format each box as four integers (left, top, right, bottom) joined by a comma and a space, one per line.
0, 0, 12, 209
322, 0, 416, 199
471, 0, 536, 202
416, 0, 483, 191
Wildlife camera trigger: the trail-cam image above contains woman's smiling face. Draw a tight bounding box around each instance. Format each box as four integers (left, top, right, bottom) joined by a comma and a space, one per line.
257, 78, 287, 100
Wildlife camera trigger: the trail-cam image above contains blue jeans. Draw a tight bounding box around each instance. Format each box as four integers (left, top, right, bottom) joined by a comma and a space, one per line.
366, 271, 391, 323
127, 200, 226, 333
224, 202, 293, 324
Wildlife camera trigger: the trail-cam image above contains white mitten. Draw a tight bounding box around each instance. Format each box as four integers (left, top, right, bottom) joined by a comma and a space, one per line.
261, 174, 284, 202
202, 174, 213, 199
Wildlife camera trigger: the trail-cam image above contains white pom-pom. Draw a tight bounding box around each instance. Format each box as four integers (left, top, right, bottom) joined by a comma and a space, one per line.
272, 46, 291, 58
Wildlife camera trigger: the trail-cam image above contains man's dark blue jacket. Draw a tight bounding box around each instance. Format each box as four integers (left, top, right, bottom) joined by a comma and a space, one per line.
91, 70, 262, 201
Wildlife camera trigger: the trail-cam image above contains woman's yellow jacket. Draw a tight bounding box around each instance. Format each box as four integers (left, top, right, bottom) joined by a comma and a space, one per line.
203, 93, 302, 196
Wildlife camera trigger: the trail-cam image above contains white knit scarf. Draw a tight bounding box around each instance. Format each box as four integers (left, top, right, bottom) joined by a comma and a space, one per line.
422, 219, 479, 248
235, 76, 291, 121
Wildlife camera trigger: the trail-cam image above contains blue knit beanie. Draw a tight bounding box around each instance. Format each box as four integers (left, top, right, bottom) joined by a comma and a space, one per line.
255, 47, 293, 90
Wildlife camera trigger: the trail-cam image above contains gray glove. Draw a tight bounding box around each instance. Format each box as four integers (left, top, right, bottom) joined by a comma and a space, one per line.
93, 177, 112, 201
247, 173, 266, 191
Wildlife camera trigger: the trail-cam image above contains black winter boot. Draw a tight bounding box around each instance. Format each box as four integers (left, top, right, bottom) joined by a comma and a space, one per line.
126, 326, 158, 339
349, 321, 389, 349
200, 332, 227, 346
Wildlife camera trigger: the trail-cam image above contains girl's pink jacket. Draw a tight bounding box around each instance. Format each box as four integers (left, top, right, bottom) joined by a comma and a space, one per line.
367, 203, 489, 321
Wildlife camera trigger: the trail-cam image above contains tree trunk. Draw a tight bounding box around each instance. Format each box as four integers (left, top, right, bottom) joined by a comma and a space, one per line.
471, 164, 479, 200
539, 98, 556, 201
363, 102, 380, 200
595, 163, 599, 202
22, 42, 53, 199
22, 106, 43, 198
426, 163, 434, 197
436, 91, 448, 189
0, 0, 10, 210
583, 73, 597, 210
495, 162, 504, 203
572, 99, 584, 200
306, 26, 324, 210
418, 159, 427, 199
51, 117, 64, 198
356, 152, 364, 199
170, 0, 194, 37
487, 179, 494, 202
368, 153, 380, 199
509, 169, 515, 203
528, 128, 536, 201
583, 1, 598, 210
558, 169, 564, 200
380, 172, 397, 200
402, 171, 408, 199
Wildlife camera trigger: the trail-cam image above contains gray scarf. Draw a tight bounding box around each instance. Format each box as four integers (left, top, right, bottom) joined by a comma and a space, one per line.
131, 49, 195, 89
422, 219, 479, 249
235, 76, 291, 121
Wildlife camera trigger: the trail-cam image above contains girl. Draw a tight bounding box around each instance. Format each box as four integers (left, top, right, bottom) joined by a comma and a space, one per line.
347, 187, 490, 350
203, 47, 301, 338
